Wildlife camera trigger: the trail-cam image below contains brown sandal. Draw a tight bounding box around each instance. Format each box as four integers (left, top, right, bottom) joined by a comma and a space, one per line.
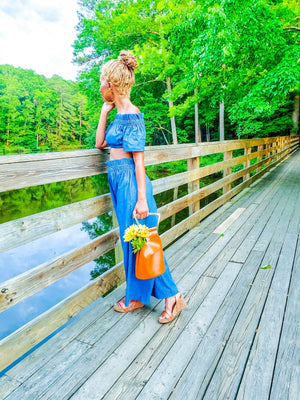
113, 297, 144, 313
158, 293, 187, 324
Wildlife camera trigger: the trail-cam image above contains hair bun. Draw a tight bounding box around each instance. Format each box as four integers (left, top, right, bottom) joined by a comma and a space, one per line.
118, 50, 138, 70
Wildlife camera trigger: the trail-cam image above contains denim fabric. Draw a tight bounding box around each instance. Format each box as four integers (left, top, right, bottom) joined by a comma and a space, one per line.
106, 157, 179, 307
105, 113, 146, 152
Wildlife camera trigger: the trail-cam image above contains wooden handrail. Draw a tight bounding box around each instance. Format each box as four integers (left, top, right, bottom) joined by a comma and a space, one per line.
0, 135, 299, 372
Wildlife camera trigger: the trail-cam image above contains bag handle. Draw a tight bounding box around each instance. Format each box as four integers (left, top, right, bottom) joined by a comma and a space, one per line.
133, 212, 160, 230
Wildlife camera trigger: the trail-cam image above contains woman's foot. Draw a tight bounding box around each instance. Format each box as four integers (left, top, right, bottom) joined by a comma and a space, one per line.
158, 293, 187, 324
113, 297, 144, 313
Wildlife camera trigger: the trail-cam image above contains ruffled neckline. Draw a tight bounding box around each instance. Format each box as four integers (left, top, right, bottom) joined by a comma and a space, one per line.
115, 113, 144, 120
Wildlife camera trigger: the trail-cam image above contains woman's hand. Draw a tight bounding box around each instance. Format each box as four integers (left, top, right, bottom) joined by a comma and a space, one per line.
133, 199, 149, 219
101, 102, 115, 114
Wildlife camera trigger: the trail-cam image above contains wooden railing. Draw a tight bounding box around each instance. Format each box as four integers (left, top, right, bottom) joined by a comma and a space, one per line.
0, 135, 299, 371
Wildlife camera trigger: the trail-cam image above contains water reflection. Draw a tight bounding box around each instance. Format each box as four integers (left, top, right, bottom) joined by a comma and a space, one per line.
0, 216, 111, 340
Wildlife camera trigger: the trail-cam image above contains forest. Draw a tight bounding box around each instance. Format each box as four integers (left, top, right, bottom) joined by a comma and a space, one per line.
0, 65, 89, 154
0, 0, 299, 154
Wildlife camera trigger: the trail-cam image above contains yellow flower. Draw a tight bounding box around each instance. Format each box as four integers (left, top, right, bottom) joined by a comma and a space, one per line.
123, 223, 150, 241
136, 224, 150, 238
123, 224, 139, 241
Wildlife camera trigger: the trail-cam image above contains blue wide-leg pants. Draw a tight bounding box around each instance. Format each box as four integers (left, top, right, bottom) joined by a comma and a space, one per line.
106, 157, 179, 308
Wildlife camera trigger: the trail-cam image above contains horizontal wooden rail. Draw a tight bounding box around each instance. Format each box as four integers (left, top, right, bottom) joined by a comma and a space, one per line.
1, 137, 298, 253
0, 144, 292, 313
0, 135, 299, 372
0, 137, 298, 193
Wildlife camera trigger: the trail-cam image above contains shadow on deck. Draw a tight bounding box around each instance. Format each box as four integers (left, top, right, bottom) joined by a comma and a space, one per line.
1, 150, 299, 400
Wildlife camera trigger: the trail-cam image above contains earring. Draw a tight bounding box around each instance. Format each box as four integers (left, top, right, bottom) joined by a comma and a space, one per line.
102, 89, 115, 104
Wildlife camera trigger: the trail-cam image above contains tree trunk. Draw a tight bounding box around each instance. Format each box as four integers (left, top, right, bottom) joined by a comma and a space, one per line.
291, 92, 299, 136
166, 76, 178, 144
6, 121, 9, 146
58, 93, 63, 137
219, 100, 225, 141
206, 124, 210, 142
194, 89, 201, 143
79, 110, 82, 145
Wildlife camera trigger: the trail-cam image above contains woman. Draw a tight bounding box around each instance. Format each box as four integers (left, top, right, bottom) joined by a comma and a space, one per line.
95, 50, 187, 323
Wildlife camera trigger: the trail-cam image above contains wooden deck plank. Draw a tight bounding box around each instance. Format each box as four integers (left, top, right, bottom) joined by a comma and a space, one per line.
199, 175, 300, 400
168, 161, 299, 400
204, 174, 288, 277
234, 185, 299, 398
38, 249, 218, 399
235, 231, 298, 400
269, 239, 300, 400
0, 150, 298, 400
169, 250, 264, 400
101, 162, 300, 399
100, 276, 216, 400
131, 261, 243, 400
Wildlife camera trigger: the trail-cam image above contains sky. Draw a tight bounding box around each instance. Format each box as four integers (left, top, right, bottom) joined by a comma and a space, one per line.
0, 0, 80, 81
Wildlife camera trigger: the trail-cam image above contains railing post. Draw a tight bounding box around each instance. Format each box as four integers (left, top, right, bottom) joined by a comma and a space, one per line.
265, 143, 271, 166
187, 156, 200, 215
272, 140, 278, 161
286, 136, 292, 157
257, 144, 263, 172
223, 150, 232, 193
112, 210, 123, 264
243, 146, 251, 181
171, 187, 178, 227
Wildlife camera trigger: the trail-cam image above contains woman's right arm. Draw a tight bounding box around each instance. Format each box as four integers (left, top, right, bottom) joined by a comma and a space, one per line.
95, 103, 115, 149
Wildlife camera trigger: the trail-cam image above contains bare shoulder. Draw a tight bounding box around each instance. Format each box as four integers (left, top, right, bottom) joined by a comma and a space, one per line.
133, 105, 141, 113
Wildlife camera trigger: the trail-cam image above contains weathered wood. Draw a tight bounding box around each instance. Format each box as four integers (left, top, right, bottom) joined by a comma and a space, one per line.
243, 147, 251, 180
134, 261, 243, 400
187, 157, 200, 214
236, 233, 298, 400
170, 251, 265, 400
0, 193, 112, 253
3, 196, 235, 385
103, 167, 292, 400
0, 148, 273, 253
269, 240, 300, 400
0, 140, 298, 376
0, 150, 298, 399
0, 154, 109, 193
223, 150, 232, 193
1, 144, 289, 255
0, 261, 126, 372
4, 210, 226, 398
0, 228, 120, 313
1, 164, 264, 314
171, 186, 178, 227
200, 175, 299, 400
213, 208, 245, 234
112, 210, 123, 264
0, 137, 297, 192
256, 144, 263, 172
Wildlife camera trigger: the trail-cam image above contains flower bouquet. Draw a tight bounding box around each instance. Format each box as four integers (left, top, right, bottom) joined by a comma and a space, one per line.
123, 223, 150, 253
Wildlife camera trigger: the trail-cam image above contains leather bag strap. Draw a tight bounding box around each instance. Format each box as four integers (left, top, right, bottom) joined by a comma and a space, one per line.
133, 212, 160, 229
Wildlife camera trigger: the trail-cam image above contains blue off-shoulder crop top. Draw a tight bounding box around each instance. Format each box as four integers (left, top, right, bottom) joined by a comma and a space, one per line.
105, 113, 146, 152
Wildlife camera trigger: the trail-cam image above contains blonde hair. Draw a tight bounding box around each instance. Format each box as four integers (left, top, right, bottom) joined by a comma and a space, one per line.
101, 50, 139, 96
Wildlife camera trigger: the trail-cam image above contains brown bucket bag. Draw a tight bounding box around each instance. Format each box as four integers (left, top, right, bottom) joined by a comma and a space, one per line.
134, 212, 165, 280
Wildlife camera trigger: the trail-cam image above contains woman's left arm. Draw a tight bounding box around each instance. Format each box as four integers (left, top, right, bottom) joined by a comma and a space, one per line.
132, 152, 149, 219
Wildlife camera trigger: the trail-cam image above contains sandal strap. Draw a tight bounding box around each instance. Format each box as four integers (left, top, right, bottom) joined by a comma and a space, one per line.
117, 299, 143, 312
160, 310, 174, 319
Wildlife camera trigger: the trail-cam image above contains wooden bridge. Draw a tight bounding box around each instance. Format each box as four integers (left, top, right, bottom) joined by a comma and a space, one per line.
0, 136, 299, 399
